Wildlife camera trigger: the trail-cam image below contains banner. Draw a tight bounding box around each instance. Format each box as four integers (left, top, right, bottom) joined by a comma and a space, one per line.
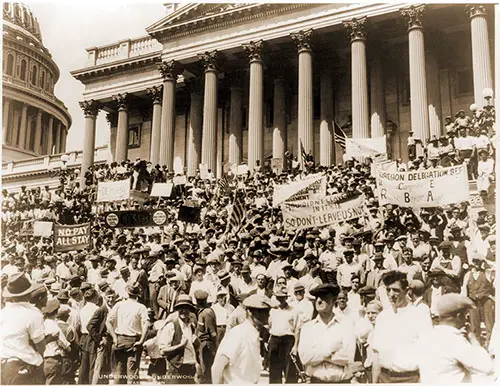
346, 136, 386, 158
173, 175, 187, 186
376, 164, 469, 207
273, 173, 324, 207
33, 221, 53, 237
178, 200, 201, 224
150, 183, 174, 197
19, 219, 34, 237
371, 160, 397, 177
104, 210, 169, 228
97, 179, 130, 202
282, 194, 365, 230
54, 223, 91, 252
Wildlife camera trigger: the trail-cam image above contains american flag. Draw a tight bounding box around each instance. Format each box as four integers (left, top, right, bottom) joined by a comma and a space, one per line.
334, 121, 347, 149
217, 174, 232, 196
228, 195, 246, 233
300, 140, 308, 166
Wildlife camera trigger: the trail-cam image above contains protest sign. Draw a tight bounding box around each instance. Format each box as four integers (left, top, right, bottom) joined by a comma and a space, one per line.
54, 223, 91, 252
33, 221, 53, 237
346, 136, 386, 158
150, 182, 174, 197
236, 164, 249, 175
19, 219, 34, 237
173, 175, 187, 186
273, 173, 324, 207
178, 200, 201, 223
104, 209, 169, 228
371, 160, 397, 177
271, 158, 283, 173
282, 194, 365, 230
376, 164, 469, 207
97, 179, 130, 202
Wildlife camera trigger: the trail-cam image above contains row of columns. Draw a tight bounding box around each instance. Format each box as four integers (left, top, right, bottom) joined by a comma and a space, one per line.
2, 98, 67, 155
78, 4, 493, 183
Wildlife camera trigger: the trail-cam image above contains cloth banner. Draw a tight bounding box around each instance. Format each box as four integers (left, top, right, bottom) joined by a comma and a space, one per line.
104, 210, 169, 228
273, 173, 324, 207
282, 194, 365, 230
346, 136, 387, 158
33, 221, 53, 237
376, 164, 469, 208
178, 200, 201, 224
150, 183, 174, 197
97, 179, 130, 202
54, 223, 91, 252
371, 160, 397, 177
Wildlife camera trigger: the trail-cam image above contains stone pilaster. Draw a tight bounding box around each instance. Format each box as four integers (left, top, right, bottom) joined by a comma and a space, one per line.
228, 85, 243, 167
320, 70, 334, 166
79, 100, 100, 185
370, 58, 386, 138
344, 17, 370, 139
401, 5, 430, 152
18, 104, 28, 148
46, 116, 54, 155
242, 40, 264, 170
112, 93, 129, 163
54, 121, 61, 153
291, 29, 314, 168
146, 85, 163, 166
466, 5, 493, 108
199, 51, 220, 173
157, 60, 183, 169
3, 99, 10, 145
273, 77, 287, 169
33, 109, 42, 153
186, 78, 203, 177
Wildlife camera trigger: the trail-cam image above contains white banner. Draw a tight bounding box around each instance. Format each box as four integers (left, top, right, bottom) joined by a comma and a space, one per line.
282, 194, 365, 230
376, 164, 469, 207
273, 173, 324, 207
346, 136, 387, 158
150, 182, 173, 197
97, 179, 130, 202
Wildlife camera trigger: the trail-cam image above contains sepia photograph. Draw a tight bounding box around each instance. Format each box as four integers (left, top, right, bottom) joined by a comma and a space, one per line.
0, 1, 497, 384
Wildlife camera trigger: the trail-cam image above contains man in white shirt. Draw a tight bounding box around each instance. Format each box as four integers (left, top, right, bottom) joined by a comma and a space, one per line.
417, 294, 494, 383
371, 270, 433, 383
212, 295, 271, 384
211, 290, 235, 346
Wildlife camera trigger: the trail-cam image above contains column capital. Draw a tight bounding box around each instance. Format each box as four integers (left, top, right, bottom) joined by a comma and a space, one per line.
290, 29, 313, 53
198, 50, 221, 72
466, 4, 487, 19
79, 100, 100, 117
112, 93, 129, 111
343, 17, 367, 42
242, 40, 264, 63
400, 5, 426, 31
157, 60, 183, 81
146, 85, 163, 104
106, 112, 118, 126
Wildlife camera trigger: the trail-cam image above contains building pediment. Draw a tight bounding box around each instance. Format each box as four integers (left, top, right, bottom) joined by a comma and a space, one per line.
147, 3, 311, 42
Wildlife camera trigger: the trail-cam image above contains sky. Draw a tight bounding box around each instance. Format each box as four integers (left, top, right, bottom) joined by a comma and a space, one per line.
26, 1, 167, 151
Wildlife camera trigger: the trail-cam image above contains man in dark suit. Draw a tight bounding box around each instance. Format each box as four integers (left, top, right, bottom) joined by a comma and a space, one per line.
157, 274, 183, 319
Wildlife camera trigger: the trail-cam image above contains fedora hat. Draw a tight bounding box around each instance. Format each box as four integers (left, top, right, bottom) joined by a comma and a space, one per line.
173, 294, 196, 311
126, 284, 141, 297
2, 273, 41, 299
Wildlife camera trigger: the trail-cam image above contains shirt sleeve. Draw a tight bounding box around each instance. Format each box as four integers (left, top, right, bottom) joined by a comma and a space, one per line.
298, 323, 332, 366
216, 328, 240, 363
453, 335, 494, 375
28, 310, 45, 344
157, 322, 175, 350
106, 303, 119, 326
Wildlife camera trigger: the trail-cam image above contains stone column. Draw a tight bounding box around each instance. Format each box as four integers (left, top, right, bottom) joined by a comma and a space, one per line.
370, 58, 386, 138
79, 100, 100, 185
186, 78, 203, 177
467, 5, 493, 108
46, 117, 54, 154
291, 29, 314, 167
344, 17, 370, 139
199, 51, 220, 174
320, 70, 334, 166
146, 85, 163, 165
273, 77, 287, 169
401, 5, 430, 149
59, 126, 66, 154
112, 93, 129, 163
11, 108, 20, 146
242, 40, 264, 170
18, 103, 28, 148
157, 60, 183, 169
54, 121, 61, 153
228, 85, 243, 166
3, 99, 10, 144
426, 50, 442, 138
34, 109, 42, 154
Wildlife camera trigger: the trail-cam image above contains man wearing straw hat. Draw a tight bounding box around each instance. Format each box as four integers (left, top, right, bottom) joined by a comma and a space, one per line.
0, 273, 45, 384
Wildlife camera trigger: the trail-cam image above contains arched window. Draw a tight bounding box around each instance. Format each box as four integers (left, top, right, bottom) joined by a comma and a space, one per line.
19, 59, 27, 81
31, 65, 38, 85
41, 70, 45, 89
6, 54, 14, 75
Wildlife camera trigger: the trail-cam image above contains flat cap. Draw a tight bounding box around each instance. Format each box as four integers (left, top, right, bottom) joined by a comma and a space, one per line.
436, 293, 475, 317
309, 284, 340, 298
438, 241, 452, 250
293, 282, 305, 292
358, 285, 376, 295
243, 294, 271, 310
194, 289, 208, 301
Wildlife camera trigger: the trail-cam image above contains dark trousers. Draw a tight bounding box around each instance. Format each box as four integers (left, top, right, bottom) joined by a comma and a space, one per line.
113, 335, 142, 384
61, 357, 76, 384
379, 368, 419, 383
165, 363, 196, 384
469, 297, 495, 344
44, 357, 62, 385
149, 283, 160, 319
269, 335, 297, 384
1, 359, 44, 385
216, 326, 226, 347
93, 344, 113, 384
78, 334, 97, 385
199, 340, 216, 384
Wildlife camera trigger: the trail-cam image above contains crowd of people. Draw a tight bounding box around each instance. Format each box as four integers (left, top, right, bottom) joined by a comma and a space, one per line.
0, 103, 496, 385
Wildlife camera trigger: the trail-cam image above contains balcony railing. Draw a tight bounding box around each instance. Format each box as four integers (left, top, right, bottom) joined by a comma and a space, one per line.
87, 35, 162, 67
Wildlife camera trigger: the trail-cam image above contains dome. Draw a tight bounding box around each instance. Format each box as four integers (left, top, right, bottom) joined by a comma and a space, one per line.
3, 2, 42, 42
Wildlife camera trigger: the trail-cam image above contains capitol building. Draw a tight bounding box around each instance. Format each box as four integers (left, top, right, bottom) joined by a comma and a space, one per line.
2, 2, 71, 162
